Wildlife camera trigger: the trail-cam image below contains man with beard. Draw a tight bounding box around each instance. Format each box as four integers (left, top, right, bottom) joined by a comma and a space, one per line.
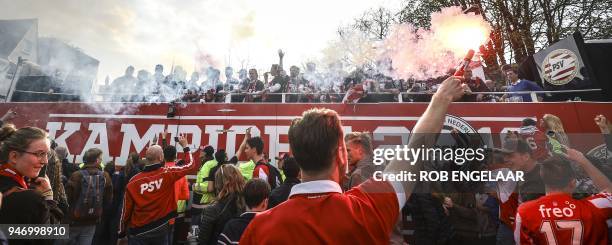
461, 68, 489, 102
242, 69, 265, 102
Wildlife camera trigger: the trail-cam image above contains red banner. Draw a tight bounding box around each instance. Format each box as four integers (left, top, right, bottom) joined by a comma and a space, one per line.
1, 102, 610, 165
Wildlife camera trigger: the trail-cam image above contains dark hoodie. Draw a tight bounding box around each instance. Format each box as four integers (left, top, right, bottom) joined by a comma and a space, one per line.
0, 165, 64, 245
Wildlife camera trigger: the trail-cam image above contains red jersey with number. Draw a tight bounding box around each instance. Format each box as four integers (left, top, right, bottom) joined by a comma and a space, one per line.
240, 179, 400, 244
515, 192, 612, 245
519, 126, 550, 161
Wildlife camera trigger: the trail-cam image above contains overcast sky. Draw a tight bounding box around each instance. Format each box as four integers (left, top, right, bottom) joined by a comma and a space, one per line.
0, 0, 401, 86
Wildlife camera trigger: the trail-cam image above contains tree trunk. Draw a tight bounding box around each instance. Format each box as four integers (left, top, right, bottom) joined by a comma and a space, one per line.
520, 0, 536, 55
536, 0, 556, 45
495, 0, 527, 63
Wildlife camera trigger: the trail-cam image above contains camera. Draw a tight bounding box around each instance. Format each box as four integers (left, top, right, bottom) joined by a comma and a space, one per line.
167, 102, 176, 118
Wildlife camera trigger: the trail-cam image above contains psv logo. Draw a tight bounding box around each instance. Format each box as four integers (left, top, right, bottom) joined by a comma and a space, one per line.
542, 49, 579, 86
140, 178, 163, 194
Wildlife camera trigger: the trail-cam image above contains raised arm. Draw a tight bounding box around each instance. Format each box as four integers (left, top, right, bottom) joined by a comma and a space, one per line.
564, 147, 612, 193
594, 115, 612, 152
0, 108, 17, 127
161, 129, 168, 147
167, 135, 198, 181
278, 49, 284, 71
235, 127, 252, 160
384, 77, 465, 198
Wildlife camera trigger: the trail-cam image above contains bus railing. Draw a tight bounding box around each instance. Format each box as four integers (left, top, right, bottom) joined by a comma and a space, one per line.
8, 88, 604, 103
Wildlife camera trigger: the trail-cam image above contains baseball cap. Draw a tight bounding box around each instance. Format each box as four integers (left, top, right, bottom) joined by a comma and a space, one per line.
521, 118, 537, 127
493, 137, 532, 155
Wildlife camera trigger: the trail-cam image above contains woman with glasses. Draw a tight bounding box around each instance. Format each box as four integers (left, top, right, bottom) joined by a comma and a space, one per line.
0, 125, 64, 227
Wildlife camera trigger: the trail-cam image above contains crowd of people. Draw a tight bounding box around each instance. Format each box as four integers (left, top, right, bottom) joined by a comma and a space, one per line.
0, 76, 610, 245
104, 51, 547, 104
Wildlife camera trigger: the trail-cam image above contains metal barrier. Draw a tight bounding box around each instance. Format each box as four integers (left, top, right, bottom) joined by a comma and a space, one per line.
7, 88, 604, 103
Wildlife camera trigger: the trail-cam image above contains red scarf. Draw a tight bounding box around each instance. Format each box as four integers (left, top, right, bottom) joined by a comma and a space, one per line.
0, 164, 28, 189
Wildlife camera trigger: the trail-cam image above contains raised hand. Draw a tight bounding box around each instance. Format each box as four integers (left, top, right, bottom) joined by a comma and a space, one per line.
1, 108, 17, 122
561, 146, 589, 166
245, 127, 252, 139
178, 134, 189, 148
161, 128, 169, 140
278, 49, 284, 59
594, 115, 609, 134
31, 176, 52, 193
434, 76, 465, 102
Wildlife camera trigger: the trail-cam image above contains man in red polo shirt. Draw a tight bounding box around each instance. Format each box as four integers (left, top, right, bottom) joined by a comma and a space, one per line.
240, 76, 466, 244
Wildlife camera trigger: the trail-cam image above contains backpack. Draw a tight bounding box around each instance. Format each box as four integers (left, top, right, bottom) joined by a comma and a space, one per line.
255, 160, 282, 189
72, 169, 105, 221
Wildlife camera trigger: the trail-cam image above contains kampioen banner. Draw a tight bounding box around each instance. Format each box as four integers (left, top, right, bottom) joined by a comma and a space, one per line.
533, 33, 594, 90
0, 102, 609, 167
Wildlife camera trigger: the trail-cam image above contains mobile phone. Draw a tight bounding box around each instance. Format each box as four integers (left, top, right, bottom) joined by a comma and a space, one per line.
38, 165, 47, 178
174, 136, 179, 142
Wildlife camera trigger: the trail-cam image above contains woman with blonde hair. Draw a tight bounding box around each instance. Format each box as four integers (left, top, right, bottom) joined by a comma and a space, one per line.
199, 164, 246, 245
541, 114, 570, 146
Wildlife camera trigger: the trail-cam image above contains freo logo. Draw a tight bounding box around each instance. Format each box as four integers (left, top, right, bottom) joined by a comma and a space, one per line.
542, 49, 579, 86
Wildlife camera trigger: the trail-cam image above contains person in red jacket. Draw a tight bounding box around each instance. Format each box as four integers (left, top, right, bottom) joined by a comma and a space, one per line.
118, 135, 198, 245
162, 144, 191, 244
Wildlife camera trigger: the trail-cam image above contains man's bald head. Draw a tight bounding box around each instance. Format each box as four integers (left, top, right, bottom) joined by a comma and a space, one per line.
146, 145, 163, 164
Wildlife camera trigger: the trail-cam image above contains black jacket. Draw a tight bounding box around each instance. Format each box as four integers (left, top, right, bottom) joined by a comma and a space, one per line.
61, 158, 78, 186
0, 174, 64, 245
267, 177, 300, 209
407, 192, 454, 245
198, 194, 244, 245
218, 212, 257, 244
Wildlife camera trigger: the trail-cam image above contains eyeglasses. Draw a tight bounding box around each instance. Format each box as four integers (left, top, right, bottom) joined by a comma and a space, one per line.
21, 151, 50, 160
